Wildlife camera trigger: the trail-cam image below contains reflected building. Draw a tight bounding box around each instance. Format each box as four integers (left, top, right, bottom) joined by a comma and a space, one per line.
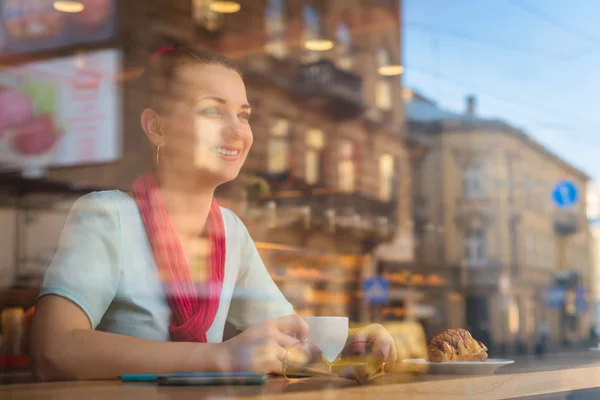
407, 90, 591, 353
0, 0, 413, 324
185, 0, 412, 321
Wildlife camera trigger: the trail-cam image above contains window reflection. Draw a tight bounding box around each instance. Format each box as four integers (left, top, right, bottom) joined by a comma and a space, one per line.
305, 128, 325, 185
267, 118, 290, 175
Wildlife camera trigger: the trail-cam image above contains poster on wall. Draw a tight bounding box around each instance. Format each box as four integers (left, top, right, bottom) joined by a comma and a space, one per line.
0, 0, 117, 57
0, 48, 121, 171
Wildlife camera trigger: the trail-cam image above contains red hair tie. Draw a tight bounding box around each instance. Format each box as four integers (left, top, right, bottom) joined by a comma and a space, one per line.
150, 47, 176, 62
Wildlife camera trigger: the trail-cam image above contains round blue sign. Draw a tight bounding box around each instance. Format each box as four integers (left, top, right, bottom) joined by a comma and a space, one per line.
552, 180, 579, 209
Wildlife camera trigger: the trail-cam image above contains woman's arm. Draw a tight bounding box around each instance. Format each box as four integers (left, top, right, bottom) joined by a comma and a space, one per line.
30, 192, 223, 381
31, 295, 308, 381
30, 295, 223, 381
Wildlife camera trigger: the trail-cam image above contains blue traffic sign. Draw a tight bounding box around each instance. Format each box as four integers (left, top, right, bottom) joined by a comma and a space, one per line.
552, 180, 579, 209
543, 287, 565, 309
363, 276, 389, 305
576, 286, 587, 313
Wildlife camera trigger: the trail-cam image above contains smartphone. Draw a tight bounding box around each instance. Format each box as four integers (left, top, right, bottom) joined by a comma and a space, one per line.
156, 372, 267, 386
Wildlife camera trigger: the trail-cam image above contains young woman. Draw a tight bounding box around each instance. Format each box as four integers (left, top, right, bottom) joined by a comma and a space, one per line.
30, 46, 397, 381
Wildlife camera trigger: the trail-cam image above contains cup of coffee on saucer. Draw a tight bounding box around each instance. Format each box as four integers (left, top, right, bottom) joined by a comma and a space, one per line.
303, 316, 349, 363
282, 317, 386, 384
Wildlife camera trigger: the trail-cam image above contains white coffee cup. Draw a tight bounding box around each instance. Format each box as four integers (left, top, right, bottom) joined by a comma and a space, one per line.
303, 316, 349, 363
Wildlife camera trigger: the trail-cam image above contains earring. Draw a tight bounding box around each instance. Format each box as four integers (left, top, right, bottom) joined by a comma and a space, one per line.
156, 145, 163, 164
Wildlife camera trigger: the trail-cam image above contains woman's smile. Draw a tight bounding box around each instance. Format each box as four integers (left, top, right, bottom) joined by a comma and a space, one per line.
210, 145, 242, 162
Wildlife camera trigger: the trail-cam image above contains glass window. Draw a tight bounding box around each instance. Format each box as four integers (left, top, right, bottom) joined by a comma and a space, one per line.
377, 47, 391, 67
465, 229, 486, 265
267, 119, 290, 174
302, 4, 322, 63
305, 129, 325, 185
192, 0, 223, 32
265, 0, 288, 59
379, 153, 395, 201
336, 23, 352, 70
524, 173, 533, 208
525, 233, 535, 267
463, 164, 485, 199
338, 140, 356, 192
375, 79, 392, 111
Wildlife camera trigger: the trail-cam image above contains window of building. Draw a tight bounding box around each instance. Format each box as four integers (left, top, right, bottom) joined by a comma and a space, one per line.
192, 0, 224, 32
267, 118, 290, 174
524, 173, 533, 208
375, 48, 392, 111
302, 4, 322, 63
379, 153, 395, 201
305, 129, 325, 185
336, 23, 352, 70
542, 180, 552, 213
506, 159, 517, 204
465, 229, 486, 265
525, 233, 536, 267
338, 139, 356, 192
463, 164, 485, 199
264, 0, 288, 59
375, 79, 392, 111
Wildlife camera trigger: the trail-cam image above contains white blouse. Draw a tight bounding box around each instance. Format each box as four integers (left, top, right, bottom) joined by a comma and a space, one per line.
39, 190, 294, 342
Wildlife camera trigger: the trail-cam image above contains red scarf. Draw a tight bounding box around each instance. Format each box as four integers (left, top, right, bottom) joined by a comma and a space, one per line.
132, 173, 225, 343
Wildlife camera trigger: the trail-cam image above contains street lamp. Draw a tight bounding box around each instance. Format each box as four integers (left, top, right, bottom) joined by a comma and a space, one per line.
53, 1, 84, 13
209, 1, 241, 13
376, 48, 403, 76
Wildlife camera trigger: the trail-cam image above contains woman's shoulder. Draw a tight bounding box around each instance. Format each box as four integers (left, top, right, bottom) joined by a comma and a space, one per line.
219, 207, 250, 237
70, 190, 138, 221
219, 206, 241, 227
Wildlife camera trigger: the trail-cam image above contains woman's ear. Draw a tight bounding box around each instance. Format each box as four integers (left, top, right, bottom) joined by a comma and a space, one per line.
140, 108, 165, 147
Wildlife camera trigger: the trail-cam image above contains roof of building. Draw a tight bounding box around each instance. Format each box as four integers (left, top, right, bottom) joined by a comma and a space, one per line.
404, 89, 591, 181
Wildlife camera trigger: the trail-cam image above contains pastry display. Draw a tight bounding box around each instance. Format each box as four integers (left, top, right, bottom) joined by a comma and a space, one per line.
427, 328, 488, 362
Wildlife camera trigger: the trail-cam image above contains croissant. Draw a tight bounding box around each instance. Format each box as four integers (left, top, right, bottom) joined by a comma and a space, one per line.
427, 328, 488, 362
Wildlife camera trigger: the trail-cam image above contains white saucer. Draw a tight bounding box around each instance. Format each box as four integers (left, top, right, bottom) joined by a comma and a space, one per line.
402, 358, 514, 375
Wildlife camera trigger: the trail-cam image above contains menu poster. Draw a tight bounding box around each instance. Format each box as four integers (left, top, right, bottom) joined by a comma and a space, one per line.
0, 48, 121, 170
0, 0, 117, 56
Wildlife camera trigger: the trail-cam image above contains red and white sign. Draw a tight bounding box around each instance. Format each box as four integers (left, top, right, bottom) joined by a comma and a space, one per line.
0, 48, 121, 170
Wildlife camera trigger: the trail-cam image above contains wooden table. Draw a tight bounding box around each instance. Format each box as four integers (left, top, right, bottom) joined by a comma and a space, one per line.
3, 352, 600, 400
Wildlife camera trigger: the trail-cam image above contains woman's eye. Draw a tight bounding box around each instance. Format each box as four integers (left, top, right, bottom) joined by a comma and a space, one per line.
238, 112, 251, 121
199, 107, 221, 116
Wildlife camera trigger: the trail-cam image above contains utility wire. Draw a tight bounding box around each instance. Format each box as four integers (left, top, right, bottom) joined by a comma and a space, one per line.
405, 64, 600, 149
405, 20, 574, 61
508, 0, 600, 47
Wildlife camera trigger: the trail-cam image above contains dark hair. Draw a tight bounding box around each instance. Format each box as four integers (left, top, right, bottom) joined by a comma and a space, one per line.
137, 44, 241, 113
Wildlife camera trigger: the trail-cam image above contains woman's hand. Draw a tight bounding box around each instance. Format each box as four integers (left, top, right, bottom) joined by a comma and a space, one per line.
219, 314, 309, 374
345, 323, 397, 371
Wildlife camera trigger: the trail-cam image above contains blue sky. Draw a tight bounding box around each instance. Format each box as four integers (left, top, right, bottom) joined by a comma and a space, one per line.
403, 0, 600, 179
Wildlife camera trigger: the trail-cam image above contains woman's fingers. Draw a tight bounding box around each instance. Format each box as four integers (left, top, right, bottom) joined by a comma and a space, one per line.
249, 342, 286, 374
273, 314, 309, 340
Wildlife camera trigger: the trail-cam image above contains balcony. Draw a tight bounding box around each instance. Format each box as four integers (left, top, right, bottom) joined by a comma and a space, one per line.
295, 60, 363, 119
456, 260, 504, 289
454, 197, 496, 230
242, 55, 363, 120
262, 188, 395, 221
553, 211, 580, 236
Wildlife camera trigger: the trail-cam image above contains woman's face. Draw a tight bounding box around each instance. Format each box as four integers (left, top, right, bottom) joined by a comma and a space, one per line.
158, 63, 253, 186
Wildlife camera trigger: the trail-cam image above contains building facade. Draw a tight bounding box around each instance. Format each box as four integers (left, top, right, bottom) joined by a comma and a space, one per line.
408, 92, 591, 352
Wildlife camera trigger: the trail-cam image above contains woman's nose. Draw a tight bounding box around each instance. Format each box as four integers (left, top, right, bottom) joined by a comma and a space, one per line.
224, 114, 249, 140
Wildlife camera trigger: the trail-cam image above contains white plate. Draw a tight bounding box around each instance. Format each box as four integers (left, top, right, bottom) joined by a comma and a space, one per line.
402, 358, 514, 375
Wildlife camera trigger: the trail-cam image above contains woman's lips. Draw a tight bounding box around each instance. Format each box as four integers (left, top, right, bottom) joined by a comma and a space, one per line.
210, 146, 241, 162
